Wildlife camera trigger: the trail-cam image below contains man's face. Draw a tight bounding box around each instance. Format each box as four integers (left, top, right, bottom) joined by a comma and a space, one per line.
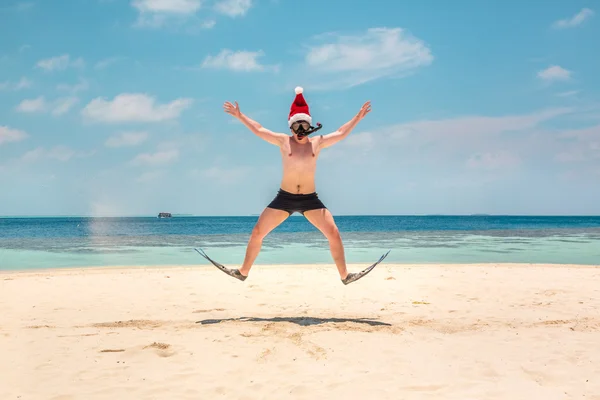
291, 120, 310, 138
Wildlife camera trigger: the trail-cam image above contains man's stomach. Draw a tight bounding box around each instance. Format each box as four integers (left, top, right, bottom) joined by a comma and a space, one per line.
279, 171, 317, 194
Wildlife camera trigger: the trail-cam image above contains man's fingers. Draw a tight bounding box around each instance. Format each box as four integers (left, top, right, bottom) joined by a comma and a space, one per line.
359, 101, 371, 117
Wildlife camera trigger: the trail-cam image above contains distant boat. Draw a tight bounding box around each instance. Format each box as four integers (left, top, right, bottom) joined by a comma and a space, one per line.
157, 212, 172, 218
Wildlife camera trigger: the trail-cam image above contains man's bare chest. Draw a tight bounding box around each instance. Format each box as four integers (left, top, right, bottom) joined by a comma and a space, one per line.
281, 139, 319, 165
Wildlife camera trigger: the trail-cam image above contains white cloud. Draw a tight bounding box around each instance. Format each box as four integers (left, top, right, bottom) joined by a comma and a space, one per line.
386, 108, 571, 143
132, 0, 201, 13
14, 77, 32, 90
133, 14, 169, 28
200, 19, 216, 29
21, 146, 92, 163
214, 0, 252, 17
130, 149, 179, 166
553, 8, 594, 29
466, 151, 520, 169
132, 0, 202, 27
81, 93, 193, 123
105, 131, 149, 147
555, 124, 600, 163
333, 107, 573, 169
201, 49, 276, 72
94, 57, 120, 69
312, 108, 600, 215
16, 96, 79, 116
181, 19, 217, 34
16, 96, 46, 113
0, 126, 28, 145
52, 97, 79, 116
538, 65, 571, 81
0, 77, 32, 91
320, 131, 375, 162
303, 27, 433, 89
154, 132, 207, 153
36, 54, 84, 71
57, 78, 89, 93
342, 131, 374, 148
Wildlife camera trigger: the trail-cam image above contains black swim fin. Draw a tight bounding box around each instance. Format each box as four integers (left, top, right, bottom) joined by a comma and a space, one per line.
342, 250, 390, 285
194, 248, 247, 282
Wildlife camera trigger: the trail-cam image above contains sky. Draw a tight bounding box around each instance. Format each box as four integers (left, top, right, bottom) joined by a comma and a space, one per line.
0, 0, 599, 216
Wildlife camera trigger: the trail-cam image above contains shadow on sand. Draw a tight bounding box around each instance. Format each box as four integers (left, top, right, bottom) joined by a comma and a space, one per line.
196, 316, 392, 327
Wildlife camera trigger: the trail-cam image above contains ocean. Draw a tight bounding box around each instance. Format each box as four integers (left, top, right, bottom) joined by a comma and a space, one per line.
1, 215, 600, 271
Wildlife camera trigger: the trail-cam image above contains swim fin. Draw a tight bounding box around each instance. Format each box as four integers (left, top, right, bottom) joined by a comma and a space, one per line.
194, 248, 247, 282
342, 250, 390, 285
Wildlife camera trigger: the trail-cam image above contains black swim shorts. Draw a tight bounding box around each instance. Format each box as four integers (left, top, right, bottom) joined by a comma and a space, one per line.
267, 189, 327, 215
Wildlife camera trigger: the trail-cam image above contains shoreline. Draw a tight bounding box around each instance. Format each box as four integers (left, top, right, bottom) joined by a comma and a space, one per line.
2, 262, 600, 276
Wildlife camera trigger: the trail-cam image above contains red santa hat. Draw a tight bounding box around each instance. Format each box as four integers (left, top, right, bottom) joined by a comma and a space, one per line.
288, 86, 312, 127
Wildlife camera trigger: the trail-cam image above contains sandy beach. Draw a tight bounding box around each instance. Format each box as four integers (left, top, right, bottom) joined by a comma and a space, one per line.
1, 262, 599, 399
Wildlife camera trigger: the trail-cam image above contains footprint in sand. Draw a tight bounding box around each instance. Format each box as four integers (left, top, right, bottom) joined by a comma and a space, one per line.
89, 320, 165, 329
143, 342, 175, 358
521, 366, 556, 384
536, 289, 566, 297
193, 308, 225, 313
257, 347, 275, 362
100, 349, 125, 353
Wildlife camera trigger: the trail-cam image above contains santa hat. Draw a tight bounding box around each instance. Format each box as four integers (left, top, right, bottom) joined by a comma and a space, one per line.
288, 86, 312, 127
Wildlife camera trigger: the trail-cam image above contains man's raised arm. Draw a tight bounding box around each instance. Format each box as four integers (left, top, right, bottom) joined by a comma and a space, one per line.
224, 101, 286, 146
319, 101, 371, 149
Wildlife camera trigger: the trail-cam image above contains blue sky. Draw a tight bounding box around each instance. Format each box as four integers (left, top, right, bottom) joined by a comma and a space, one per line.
1, 0, 599, 216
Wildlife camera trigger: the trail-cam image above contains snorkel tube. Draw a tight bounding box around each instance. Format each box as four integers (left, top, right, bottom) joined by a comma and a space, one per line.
295, 122, 323, 138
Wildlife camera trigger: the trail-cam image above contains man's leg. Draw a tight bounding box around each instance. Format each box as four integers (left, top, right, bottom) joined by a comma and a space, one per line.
239, 207, 290, 276
302, 208, 349, 280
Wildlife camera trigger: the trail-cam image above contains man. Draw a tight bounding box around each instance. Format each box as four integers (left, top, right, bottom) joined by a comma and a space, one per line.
195, 87, 389, 285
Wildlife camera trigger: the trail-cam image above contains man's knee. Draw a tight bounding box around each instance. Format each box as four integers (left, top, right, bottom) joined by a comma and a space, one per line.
251, 224, 270, 240
325, 224, 341, 241
251, 224, 267, 240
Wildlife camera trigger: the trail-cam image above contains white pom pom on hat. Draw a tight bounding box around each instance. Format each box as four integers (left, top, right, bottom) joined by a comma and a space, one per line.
295, 86, 303, 94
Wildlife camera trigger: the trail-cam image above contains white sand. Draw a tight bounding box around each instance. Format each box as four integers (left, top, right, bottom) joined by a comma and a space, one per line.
1, 263, 600, 399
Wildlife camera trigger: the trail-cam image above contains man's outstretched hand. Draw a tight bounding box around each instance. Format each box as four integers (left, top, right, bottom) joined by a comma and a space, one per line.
224, 101, 241, 118
357, 101, 371, 120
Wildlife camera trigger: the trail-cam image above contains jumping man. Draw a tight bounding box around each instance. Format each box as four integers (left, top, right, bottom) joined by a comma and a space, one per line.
195, 87, 389, 285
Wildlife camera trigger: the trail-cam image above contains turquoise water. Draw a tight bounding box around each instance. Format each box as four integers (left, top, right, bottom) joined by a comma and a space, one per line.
1, 216, 600, 270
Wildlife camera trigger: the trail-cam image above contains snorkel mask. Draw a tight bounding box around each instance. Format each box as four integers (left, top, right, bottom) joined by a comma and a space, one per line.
291, 120, 323, 138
